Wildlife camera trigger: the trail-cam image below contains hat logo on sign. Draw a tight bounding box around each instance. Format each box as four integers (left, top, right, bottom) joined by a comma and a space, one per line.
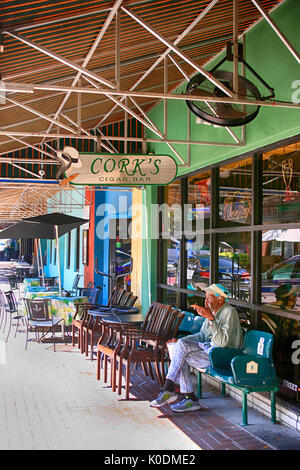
56, 146, 82, 184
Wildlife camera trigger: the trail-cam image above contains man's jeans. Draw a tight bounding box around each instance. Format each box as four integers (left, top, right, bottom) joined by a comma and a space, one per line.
166, 337, 210, 394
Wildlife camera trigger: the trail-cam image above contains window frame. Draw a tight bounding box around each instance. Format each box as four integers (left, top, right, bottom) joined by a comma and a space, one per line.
156, 133, 300, 326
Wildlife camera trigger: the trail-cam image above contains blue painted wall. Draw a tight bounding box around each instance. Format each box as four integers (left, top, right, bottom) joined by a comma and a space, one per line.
43, 190, 85, 292
94, 189, 132, 305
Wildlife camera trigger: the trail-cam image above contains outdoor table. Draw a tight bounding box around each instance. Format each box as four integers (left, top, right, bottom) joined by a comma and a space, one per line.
24, 285, 59, 298
48, 295, 88, 327
23, 278, 41, 289
11, 263, 35, 278
23, 289, 88, 341
87, 309, 144, 325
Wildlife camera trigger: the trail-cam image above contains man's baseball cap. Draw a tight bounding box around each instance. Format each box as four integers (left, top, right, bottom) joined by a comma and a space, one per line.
202, 283, 229, 299
274, 283, 296, 299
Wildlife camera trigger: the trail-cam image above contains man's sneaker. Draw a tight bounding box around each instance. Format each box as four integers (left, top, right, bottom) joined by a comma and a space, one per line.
170, 397, 201, 413
150, 391, 178, 408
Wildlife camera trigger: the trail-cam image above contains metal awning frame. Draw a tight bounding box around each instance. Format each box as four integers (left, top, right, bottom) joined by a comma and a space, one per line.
0, 0, 296, 173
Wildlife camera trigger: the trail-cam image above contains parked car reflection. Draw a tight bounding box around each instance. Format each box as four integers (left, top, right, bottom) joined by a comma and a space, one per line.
262, 255, 300, 306
167, 253, 250, 299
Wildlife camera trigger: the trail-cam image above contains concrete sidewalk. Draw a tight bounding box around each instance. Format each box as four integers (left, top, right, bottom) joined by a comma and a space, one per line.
1, 321, 300, 451
0, 269, 300, 451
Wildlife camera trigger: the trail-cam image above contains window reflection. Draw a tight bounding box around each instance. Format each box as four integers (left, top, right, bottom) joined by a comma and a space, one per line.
187, 172, 210, 296
162, 182, 181, 288
261, 239, 300, 308
263, 143, 300, 224
186, 235, 210, 293
218, 232, 251, 301
219, 158, 252, 227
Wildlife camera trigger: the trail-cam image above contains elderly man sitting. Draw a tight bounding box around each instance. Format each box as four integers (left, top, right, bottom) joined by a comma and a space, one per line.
150, 283, 243, 412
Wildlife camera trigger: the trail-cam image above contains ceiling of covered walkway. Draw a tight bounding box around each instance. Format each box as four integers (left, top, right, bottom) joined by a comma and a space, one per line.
0, 0, 288, 223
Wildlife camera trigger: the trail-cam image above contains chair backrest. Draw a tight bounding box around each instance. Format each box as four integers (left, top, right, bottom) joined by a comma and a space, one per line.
6, 274, 18, 290
178, 311, 195, 333
142, 302, 172, 336
72, 274, 82, 290
24, 298, 51, 322
168, 309, 185, 339
118, 290, 134, 307
107, 287, 128, 307
78, 287, 100, 304
0, 290, 7, 310
44, 277, 57, 287
127, 295, 138, 308
243, 330, 274, 359
4, 290, 18, 313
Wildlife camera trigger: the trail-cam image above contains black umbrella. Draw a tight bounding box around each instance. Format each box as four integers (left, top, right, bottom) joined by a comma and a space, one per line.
0, 212, 88, 294
0, 212, 88, 240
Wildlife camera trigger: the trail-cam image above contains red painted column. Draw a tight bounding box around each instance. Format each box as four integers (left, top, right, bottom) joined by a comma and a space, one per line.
84, 188, 95, 287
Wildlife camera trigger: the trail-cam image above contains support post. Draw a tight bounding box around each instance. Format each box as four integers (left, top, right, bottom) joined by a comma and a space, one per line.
241, 392, 248, 426
55, 225, 62, 296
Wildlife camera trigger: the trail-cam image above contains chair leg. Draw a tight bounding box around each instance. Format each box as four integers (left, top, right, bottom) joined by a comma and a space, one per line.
14, 318, 20, 338
125, 361, 131, 399
148, 363, 156, 381
161, 359, 167, 383
104, 355, 108, 383
112, 354, 118, 392
271, 391, 278, 424
85, 329, 89, 357
96, 350, 101, 380
118, 357, 123, 395
80, 329, 85, 354
77, 327, 81, 349
52, 327, 56, 352
5, 316, 12, 343
197, 371, 203, 399
0, 308, 3, 331
25, 325, 29, 350
241, 392, 248, 426
154, 361, 163, 386
141, 362, 149, 377
90, 332, 95, 361
3, 311, 7, 333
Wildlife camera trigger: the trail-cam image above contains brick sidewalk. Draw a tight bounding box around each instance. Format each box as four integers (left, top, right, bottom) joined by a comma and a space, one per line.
0, 324, 275, 451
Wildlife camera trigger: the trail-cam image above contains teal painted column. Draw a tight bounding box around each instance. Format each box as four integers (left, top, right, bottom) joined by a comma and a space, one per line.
141, 186, 158, 314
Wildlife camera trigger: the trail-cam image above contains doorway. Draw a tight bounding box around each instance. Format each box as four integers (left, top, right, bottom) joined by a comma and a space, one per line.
109, 218, 132, 292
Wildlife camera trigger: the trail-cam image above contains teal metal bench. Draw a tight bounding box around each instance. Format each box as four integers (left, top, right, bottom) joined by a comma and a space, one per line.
196, 330, 280, 426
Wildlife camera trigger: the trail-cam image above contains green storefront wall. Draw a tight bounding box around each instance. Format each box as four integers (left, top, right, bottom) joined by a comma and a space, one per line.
141, 0, 300, 312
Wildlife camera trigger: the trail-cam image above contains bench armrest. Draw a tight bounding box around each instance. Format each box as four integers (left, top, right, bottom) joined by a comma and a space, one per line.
231, 354, 278, 388
209, 347, 244, 370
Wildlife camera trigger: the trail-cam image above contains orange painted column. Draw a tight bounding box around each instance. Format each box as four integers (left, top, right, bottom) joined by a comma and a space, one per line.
84, 188, 95, 287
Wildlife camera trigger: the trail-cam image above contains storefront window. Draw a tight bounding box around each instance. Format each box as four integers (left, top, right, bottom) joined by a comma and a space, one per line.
186, 235, 210, 307
218, 232, 251, 301
187, 171, 210, 297
263, 142, 300, 224
161, 182, 181, 288
259, 313, 300, 404
188, 171, 211, 228
157, 138, 300, 406
261, 234, 300, 307
219, 158, 252, 227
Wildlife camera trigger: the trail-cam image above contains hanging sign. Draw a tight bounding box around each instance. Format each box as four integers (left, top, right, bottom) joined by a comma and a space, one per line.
223, 190, 251, 222
56, 147, 177, 186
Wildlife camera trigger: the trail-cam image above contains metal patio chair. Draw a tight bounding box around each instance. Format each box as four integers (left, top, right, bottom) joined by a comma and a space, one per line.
24, 298, 65, 351
4, 290, 25, 343
0, 290, 8, 333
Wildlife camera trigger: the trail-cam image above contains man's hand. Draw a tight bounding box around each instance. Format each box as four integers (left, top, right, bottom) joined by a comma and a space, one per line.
191, 303, 214, 321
